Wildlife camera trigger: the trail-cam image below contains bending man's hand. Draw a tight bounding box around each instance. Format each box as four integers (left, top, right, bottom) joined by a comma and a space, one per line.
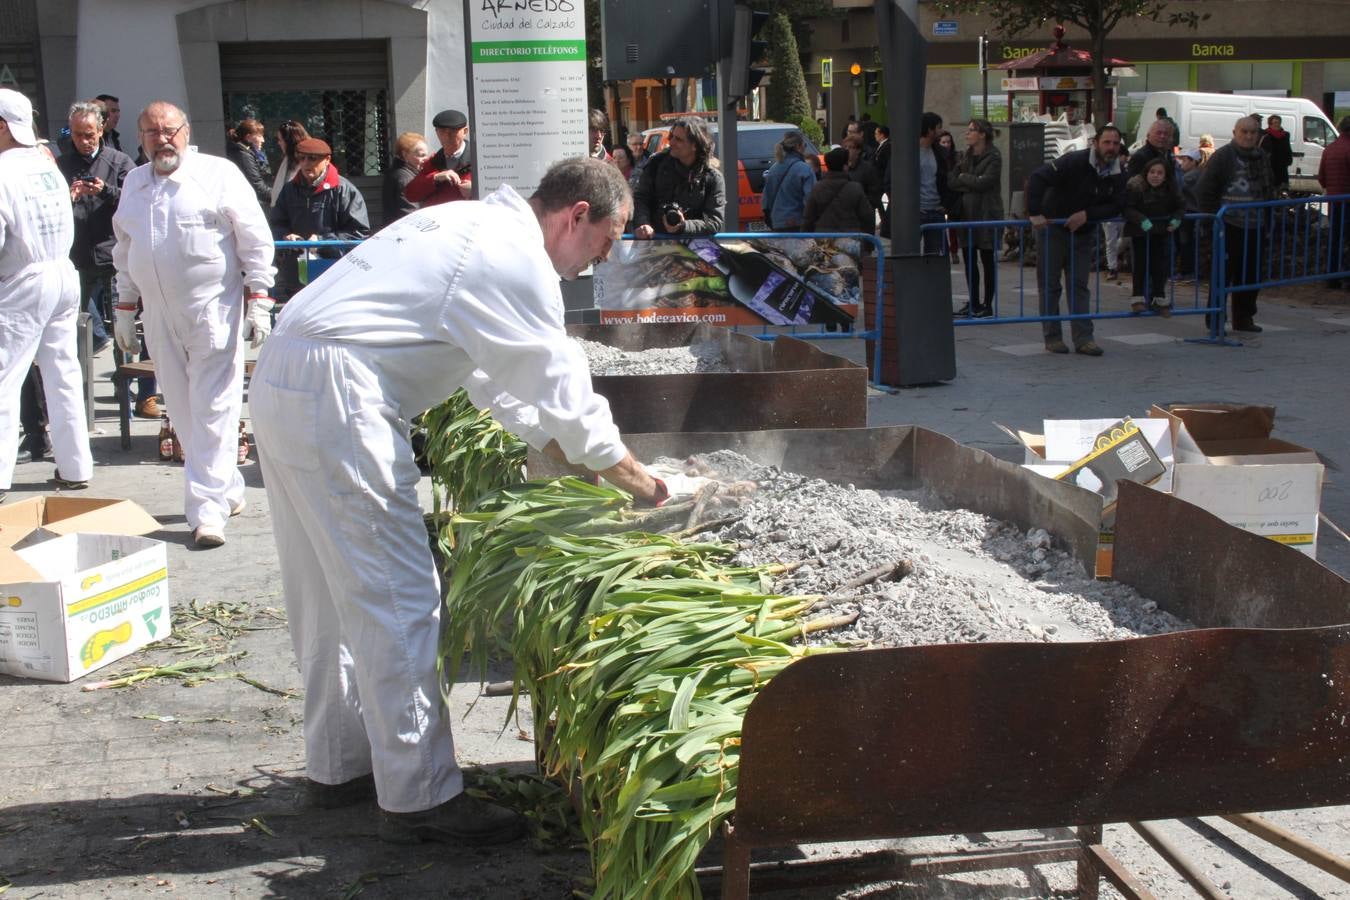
540, 441, 665, 506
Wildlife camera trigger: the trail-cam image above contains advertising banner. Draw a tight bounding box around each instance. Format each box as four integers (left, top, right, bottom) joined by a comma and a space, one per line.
593, 236, 863, 327
467, 0, 588, 197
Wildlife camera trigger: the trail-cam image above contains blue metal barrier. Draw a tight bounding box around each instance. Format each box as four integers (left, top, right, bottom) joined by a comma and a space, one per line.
919, 214, 1222, 331
611, 231, 886, 382
275, 239, 363, 288
1211, 194, 1350, 336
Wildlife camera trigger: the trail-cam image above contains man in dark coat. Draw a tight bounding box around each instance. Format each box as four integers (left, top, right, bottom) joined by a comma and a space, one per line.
1026, 125, 1127, 356
1317, 116, 1350, 287
57, 101, 134, 355
272, 137, 370, 259
1197, 116, 1276, 333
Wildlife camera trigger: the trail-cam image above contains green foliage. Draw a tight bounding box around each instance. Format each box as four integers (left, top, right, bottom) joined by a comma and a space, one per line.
792, 114, 825, 148
439, 477, 835, 899
763, 11, 813, 128
934, 0, 1205, 38
416, 389, 527, 555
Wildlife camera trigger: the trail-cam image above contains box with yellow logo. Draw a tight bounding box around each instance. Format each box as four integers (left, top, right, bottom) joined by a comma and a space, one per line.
0, 497, 167, 682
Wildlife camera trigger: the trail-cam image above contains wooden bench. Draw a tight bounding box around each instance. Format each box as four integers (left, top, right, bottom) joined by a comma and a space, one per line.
112, 359, 255, 451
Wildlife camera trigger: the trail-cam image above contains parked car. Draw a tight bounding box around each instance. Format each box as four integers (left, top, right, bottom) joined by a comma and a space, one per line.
640, 120, 824, 228
1130, 91, 1339, 191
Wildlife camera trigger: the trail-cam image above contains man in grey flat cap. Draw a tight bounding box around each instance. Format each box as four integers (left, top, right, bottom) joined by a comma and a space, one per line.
404, 109, 472, 207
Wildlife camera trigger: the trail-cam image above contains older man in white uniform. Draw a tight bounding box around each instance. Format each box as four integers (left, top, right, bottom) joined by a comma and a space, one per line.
111, 101, 275, 547
252, 157, 668, 844
0, 88, 92, 500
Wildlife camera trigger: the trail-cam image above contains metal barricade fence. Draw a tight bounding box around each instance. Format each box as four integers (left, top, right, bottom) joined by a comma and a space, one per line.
919, 214, 1223, 333
610, 231, 886, 379
1212, 193, 1350, 334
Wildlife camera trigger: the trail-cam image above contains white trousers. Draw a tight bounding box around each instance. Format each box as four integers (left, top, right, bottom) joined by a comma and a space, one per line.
251, 334, 461, 812
0, 262, 92, 490
141, 294, 245, 530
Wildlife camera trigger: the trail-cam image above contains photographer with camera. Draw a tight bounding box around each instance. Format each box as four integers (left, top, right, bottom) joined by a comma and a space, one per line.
631, 116, 725, 239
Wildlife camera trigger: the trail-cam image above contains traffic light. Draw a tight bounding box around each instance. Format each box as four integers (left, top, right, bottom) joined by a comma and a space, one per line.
728, 4, 770, 98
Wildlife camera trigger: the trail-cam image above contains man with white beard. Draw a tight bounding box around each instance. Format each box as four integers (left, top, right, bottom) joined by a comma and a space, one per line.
111, 101, 276, 546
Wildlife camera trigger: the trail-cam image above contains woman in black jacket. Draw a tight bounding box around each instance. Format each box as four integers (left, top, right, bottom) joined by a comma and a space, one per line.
382, 131, 430, 226
225, 118, 271, 209
949, 119, 1004, 317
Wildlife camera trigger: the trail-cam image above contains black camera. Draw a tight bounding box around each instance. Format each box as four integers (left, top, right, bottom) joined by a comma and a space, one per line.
660, 202, 684, 229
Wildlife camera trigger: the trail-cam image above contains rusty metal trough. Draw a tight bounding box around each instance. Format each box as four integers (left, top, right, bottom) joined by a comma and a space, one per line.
567, 323, 867, 434
531, 425, 1350, 898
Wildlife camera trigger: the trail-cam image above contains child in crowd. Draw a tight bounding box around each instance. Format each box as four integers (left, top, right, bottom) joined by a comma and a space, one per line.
1123, 157, 1184, 316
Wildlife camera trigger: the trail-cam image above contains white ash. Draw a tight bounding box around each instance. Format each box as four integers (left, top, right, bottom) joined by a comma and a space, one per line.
667, 451, 1191, 647
577, 338, 730, 376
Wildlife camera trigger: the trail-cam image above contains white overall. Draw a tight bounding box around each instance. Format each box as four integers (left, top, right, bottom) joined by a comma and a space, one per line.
252, 186, 625, 811
112, 151, 274, 530
0, 146, 91, 490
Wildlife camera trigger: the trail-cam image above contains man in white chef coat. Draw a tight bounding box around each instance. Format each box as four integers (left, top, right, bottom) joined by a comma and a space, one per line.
111, 101, 275, 547
0, 88, 93, 500
251, 156, 669, 845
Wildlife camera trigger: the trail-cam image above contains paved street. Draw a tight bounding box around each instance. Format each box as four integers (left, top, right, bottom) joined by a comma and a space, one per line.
1, 283, 1346, 898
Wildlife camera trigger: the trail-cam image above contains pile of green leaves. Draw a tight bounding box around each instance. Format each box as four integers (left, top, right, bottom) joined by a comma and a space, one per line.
439, 477, 834, 899
418, 388, 528, 554
421, 393, 845, 897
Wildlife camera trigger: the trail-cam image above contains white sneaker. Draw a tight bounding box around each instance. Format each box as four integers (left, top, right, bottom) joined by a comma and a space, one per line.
194, 525, 226, 548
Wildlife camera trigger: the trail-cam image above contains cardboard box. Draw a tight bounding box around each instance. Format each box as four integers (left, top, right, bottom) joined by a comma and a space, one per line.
1150, 404, 1324, 557
998, 405, 1325, 575
0, 497, 167, 682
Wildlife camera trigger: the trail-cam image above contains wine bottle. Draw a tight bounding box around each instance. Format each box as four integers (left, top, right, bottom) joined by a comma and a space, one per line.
686, 239, 854, 327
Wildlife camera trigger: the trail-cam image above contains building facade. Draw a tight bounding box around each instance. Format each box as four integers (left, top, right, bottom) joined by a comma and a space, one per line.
11, 0, 472, 223
809, 0, 1350, 141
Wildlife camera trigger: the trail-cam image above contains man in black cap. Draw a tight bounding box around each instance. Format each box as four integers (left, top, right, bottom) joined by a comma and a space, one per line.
404, 109, 472, 207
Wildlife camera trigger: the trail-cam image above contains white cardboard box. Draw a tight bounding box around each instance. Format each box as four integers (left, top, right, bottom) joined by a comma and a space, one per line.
0, 497, 168, 683
0, 533, 170, 682
997, 406, 1325, 573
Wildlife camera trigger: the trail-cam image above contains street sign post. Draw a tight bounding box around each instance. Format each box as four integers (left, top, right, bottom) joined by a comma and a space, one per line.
821, 57, 833, 87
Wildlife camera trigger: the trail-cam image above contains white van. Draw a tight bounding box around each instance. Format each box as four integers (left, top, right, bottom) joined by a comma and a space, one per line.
1129, 91, 1339, 189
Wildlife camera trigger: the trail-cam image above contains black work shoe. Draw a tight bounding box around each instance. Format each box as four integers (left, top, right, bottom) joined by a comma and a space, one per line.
952, 304, 971, 317
1044, 338, 1069, 354
306, 773, 377, 809
378, 791, 526, 846
1075, 341, 1104, 356
19, 432, 51, 463
1233, 321, 1263, 333
52, 470, 89, 489
971, 305, 994, 318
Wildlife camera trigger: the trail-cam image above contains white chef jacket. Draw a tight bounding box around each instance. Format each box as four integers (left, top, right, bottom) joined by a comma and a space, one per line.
0, 147, 75, 276
112, 150, 275, 313
273, 184, 625, 471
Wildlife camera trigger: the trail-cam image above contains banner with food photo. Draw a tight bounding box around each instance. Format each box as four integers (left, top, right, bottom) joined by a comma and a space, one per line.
592, 237, 862, 328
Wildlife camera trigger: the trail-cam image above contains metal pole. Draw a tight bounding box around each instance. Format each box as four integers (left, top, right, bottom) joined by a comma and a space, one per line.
1129, 821, 1230, 899
716, 0, 741, 232
980, 34, 989, 119
876, 0, 925, 254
